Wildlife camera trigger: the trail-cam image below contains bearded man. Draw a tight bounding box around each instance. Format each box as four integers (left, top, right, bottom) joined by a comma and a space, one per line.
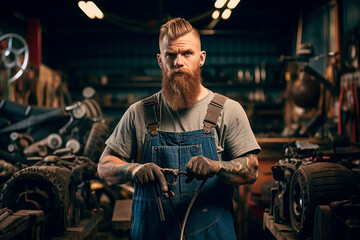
97, 17, 260, 240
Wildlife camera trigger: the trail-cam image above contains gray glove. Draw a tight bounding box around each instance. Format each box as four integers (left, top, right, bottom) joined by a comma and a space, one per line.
131, 163, 168, 192
185, 155, 221, 183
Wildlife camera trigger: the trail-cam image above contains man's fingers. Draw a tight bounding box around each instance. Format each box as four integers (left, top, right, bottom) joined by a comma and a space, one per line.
187, 157, 198, 173
135, 175, 144, 185
153, 167, 168, 192
147, 170, 155, 183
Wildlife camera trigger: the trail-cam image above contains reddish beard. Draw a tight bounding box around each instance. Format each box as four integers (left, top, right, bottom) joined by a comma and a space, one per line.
161, 67, 202, 111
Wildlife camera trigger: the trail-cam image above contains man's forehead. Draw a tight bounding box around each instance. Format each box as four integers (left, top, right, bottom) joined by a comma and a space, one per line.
160, 32, 201, 51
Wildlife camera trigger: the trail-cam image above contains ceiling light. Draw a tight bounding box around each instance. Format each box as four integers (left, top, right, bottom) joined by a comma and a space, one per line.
78, 1, 95, 19
87, 1, 104, 19
78, 1, 104, 19
221, 9, 232, 19
227, 0, 241, 9
212, 10, 220, 19
214, 0, 227, 9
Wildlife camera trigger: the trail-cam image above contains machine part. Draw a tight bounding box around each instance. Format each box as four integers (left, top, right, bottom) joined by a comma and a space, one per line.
344, 195, 360, 240
66, 139, 81, 154
291, 71, 320, 109
9, 132, 34, 151
296, 43, 314, 58
7, 144, 17, 152
313, 205, 332, 240
9, 132, 19, 141
72, 103, 87, 119
83, 122, 109, 162
289, 162, 356, 239
1, 166, 75, 236
82, 86, 96, 99
82, 98, 103, 119
0, 208, 13, 222
24, 137, 49, 157
0, 160, 18, 184
0, 33, 29, 83
46, 133, 62, 149
91, 179, 120, 231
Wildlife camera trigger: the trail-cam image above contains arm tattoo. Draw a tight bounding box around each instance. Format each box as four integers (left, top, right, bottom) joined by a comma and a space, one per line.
97, 146, 139, 184
217, 154, 259, 185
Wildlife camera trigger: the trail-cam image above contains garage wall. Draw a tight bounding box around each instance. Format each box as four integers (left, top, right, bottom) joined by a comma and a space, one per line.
50, 32, 284, 84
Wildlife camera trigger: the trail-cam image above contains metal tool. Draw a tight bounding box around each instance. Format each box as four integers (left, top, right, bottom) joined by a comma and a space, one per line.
152, 167, 207, 240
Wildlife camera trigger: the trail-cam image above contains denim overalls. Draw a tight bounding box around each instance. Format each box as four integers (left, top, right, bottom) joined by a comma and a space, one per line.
130, 94, 237, 240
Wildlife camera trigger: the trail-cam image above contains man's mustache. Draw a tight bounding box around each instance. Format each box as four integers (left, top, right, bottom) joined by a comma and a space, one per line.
168, 68, 192, 77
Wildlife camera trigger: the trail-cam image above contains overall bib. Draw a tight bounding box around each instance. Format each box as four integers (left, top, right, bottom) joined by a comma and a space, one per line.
130, 94, 236, 240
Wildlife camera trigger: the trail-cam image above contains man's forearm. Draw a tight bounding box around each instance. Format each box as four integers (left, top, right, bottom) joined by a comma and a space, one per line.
97, 146, 139, 184
217, 154, 259, 185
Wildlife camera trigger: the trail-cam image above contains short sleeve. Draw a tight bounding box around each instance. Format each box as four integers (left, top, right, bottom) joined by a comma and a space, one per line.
223, 100, 261, 159
105, 107, 137, 162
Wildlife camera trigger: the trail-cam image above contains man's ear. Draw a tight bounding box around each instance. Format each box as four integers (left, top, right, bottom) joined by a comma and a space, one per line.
157, 53, 163, 69
200, 51, 206, 66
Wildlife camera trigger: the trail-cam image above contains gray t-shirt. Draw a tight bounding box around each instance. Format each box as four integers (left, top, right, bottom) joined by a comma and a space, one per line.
106, 90, 260, 163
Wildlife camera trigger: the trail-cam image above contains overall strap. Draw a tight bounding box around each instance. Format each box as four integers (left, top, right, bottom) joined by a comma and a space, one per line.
142, 94, 159, 136
203, 93, 228, 134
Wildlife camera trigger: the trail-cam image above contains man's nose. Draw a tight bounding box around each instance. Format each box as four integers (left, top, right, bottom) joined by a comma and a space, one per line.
174, 54, 184, 67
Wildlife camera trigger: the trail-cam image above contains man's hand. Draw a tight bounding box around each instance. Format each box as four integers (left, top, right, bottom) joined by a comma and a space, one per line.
185, 155, 221, 183
132, 163, 168, 192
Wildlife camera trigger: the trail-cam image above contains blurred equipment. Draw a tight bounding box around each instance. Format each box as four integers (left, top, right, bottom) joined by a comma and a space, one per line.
0, 33, 29, 84
280, 43, 338, 138
290, 70, 320, 109
0, 97, 108, 167
0, 150, 103, 239
0, 95, 133, 239
263, 139, 360, 240
338, 72, 360, 143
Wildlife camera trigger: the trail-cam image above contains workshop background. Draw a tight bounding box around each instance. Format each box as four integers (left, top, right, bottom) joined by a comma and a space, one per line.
0, 0, 360, 239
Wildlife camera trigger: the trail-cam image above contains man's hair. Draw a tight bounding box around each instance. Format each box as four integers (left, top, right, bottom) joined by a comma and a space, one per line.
159, 18, 200, 49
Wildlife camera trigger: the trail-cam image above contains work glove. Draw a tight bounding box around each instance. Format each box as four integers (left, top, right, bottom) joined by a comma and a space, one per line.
185, 155, 221, 183
131, 163, 168, 192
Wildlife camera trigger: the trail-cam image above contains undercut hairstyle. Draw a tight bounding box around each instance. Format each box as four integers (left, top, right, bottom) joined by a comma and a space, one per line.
159, 18, 200, 49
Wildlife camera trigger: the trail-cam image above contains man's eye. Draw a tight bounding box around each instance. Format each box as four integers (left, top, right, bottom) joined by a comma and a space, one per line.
167, 53, 175, 58
184, 52, 192, 56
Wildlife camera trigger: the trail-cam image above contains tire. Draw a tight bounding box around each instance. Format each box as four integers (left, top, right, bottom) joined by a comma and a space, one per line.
289, 162, 356, 239
1, 166, 75, 236
83, 122, 109, 162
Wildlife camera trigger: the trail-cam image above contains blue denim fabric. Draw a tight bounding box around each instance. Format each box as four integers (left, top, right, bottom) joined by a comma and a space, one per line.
130, 129, 236, 240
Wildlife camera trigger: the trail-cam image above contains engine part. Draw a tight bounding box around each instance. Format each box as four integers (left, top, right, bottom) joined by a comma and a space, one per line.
46, 133, 62, 149
66, 139, 81, 154
291, 71, 320, 109
289, 162, 356, 239
266, 140, 360, 240
1, 166, 75, 235
0, 33, 29, 83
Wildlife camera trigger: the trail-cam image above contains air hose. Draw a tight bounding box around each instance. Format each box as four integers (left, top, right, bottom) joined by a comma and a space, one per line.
179, 178, 207, 240
156, 168, 208, 240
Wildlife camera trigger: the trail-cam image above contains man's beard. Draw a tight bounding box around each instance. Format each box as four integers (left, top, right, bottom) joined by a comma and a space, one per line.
161, 67, 202, 111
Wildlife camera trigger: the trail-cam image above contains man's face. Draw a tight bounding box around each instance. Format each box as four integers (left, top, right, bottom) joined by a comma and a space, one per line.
157, 31, 206, 110
158, 31, 205, 73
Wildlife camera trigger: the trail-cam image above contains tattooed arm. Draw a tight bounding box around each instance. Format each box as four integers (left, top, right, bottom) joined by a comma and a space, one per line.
186, 151, 259, 185
217, 152, 259, 185
97, 146, 168, 191
97, 146, 140, 184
